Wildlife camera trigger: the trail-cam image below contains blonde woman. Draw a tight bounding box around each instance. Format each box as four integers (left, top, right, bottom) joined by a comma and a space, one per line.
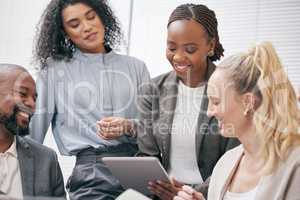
174, 42, 300, 200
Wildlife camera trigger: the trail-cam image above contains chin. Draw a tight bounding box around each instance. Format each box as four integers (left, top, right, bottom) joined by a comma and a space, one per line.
174, 70, 187, 81
221, 129, 237, 138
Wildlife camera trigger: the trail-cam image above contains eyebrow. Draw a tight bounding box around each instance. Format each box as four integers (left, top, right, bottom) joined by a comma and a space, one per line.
65, 9, 94, 24
183, 43, 197, 46
167, 40, 198, 46
85, 9, 95, 17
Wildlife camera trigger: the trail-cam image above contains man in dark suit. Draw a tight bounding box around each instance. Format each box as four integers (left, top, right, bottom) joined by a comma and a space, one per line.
0, 64, 65, 199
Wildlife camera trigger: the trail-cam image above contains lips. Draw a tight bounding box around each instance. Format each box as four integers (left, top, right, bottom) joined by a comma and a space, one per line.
18, 111, 30, 124
84, 32, 97, 40
173, 64, 192, 72
16, 104, 33, 124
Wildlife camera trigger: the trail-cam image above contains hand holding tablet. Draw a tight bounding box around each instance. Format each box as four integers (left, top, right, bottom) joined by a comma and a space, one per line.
102, 157, 170, 195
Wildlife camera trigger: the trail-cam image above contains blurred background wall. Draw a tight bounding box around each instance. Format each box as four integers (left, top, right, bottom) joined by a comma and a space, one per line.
1, 0, 300, 190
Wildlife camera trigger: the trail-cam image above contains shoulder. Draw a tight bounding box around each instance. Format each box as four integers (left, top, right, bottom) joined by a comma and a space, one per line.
152, 71, 176, 87
21, 137, 57, 159
37, 58, 68, 79
44, 57, 69, 70
281, 145, 300, 171
213, 145, 243, 174
208, 145, 243, 199
112, 52, 147, 69
111, 53, 150, 81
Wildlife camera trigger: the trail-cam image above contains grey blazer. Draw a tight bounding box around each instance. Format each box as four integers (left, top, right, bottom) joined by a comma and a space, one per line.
16, 136, 66, 199
137, 61, 239, 196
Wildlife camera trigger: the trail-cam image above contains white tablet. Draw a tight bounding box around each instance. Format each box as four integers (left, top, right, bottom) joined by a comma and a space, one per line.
116, 189, 151, 200
102, 157, 170, 195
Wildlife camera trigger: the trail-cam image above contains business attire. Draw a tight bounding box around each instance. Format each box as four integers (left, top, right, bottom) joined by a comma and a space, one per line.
208, 145, 300, 200
30, 48, 150, 200
0, 136, 65, 199
137, 61, 240, 197
0, 137, 23, 199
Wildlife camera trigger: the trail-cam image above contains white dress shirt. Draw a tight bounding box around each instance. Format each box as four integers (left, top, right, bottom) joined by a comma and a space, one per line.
0, 137, 23, 199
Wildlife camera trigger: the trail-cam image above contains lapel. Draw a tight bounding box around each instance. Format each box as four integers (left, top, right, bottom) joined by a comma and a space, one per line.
158, 71, 178, 167
219, 146, 244, 199
196, 60, 216, 158
195, 85, 210, 159
16, 136, 35, 197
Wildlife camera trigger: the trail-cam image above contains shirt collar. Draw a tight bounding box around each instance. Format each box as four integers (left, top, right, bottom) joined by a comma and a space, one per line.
5, 136, 17, 158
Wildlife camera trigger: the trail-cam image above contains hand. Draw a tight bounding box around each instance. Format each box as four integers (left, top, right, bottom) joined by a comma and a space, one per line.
148, 178, 184, 200
96, 117, 133, 140
174, 185, 205, 200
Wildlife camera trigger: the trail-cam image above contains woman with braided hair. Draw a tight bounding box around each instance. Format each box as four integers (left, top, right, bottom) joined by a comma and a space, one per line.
175, 42, 300, 199
137, 3, 239, 200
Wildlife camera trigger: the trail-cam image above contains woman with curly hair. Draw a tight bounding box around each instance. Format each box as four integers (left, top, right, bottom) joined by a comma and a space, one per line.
30, 0, 150, 199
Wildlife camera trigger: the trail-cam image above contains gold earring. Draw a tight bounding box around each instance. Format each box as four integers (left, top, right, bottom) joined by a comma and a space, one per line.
243, 108, 249, 116
208, 50, 214, 57
243, 106, 254, 116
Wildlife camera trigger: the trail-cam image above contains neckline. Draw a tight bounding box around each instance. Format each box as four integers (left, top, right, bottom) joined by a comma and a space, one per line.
178, 80, 205, 91
225, 185, 258, 197
73, 48, 116, 63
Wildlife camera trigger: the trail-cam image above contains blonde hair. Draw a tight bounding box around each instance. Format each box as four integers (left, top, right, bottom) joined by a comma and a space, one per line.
218, 41, 300, 174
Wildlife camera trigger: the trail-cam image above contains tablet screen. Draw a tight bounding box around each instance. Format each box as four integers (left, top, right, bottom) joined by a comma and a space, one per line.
102, 157, 170, 195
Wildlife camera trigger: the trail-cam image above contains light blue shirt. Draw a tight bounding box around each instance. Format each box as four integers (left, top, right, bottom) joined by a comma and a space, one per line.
30, 50, 150, 156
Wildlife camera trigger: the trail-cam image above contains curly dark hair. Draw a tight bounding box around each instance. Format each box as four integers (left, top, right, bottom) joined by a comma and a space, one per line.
168, 3, 224, 62
34, 0, 122, 68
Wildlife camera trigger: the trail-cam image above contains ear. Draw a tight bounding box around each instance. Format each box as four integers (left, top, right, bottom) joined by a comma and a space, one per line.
242, 92, 256, 112
208, 38, 216, 52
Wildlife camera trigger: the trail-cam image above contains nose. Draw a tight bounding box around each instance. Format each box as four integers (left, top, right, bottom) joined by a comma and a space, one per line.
173, 49, 185, 63
82, 20, 92, 32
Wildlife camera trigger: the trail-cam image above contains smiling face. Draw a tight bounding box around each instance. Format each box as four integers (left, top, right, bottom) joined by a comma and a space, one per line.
62, 2, 105, 53
206, 69, 250, 137
0, 70, 37, 136
166, 19, 215, 87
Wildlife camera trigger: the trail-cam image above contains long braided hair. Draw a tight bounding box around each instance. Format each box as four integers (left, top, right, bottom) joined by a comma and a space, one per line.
168, 4, 224, 61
